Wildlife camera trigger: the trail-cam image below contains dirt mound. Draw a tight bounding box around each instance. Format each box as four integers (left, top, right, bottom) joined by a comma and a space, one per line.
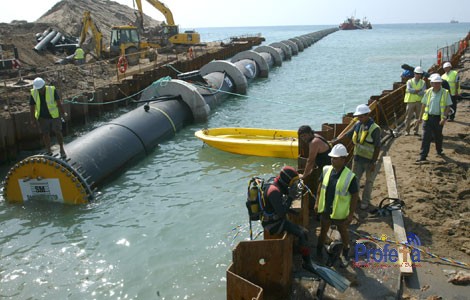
0, 0, 162, 69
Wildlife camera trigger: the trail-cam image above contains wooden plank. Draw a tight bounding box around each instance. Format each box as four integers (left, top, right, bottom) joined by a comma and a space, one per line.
382, 156, 413, 276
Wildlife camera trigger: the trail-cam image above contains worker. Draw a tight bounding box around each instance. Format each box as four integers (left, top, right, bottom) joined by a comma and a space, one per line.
261, 166, 316, 272
29, 77, 67, 158
315, 144, 359, 267
334, 104, 381, 210
298, 125, 332, 178
441, 62, 461, 121
74, 46, 85, 65
416, 74, 452, 162
403, 66, 426, 136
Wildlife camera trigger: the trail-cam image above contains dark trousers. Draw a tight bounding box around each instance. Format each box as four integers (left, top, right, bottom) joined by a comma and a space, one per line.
449, 95, 458, 120
420, 115, 443, 159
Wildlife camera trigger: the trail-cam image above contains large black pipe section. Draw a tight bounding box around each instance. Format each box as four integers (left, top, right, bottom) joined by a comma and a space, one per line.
3, 28, 338, 204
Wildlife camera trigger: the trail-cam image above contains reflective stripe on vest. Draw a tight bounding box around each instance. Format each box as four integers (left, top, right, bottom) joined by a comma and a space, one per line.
404, 79, 425, 103
318, 166, 355, 220
422, 88, 449, 121
352, 122, 379, 160
442, 70, 460, 95
30, 86, 59, 119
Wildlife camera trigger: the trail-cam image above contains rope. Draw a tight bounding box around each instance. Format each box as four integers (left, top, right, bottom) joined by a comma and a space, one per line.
62, 76, 172, 105
349, 229, 469, 268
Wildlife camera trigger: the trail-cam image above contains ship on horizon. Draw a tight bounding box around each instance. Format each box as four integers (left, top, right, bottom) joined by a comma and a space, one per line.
339, 16, 372, 30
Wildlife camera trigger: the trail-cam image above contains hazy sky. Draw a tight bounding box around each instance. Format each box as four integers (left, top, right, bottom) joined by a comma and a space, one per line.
1, 0, 469, 27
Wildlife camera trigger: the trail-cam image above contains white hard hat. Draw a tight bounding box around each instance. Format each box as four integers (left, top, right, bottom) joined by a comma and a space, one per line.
443, 62, 452, 69
353, 104, 371, 116
430, 74, 443, 83
329, 144, 348, 157
33, 77, 45, 90
414, 66, 424, 74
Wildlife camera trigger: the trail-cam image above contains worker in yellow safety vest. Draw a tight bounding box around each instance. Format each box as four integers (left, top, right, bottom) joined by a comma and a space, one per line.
441, 62, 461, 121
416, 74, 452, 162
74, 47, 85, 65
333, 104, 381, 211
403, 66, 426, 135
29, 77, 67, 158
315, 143, 359, 267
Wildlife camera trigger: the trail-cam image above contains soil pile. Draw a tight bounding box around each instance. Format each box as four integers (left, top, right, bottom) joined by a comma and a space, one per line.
0, 0, 161, 69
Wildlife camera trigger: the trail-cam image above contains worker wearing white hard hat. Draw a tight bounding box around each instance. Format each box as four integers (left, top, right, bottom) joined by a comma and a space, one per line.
315, 143, 359, 267
441, 61, 461, 121
333, 104, 381, 211
29, 77, 68, 158
403, 66, 426, 136
416, 72, 453, 162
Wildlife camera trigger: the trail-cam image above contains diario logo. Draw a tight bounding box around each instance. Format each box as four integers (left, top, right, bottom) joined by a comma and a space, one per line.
353, 233, 421, 268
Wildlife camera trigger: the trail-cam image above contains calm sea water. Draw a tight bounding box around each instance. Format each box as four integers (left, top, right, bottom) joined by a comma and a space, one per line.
1, 23, 468, 299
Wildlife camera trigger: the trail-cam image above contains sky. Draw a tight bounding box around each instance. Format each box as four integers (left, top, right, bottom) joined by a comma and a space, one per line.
0, 0, 469, 28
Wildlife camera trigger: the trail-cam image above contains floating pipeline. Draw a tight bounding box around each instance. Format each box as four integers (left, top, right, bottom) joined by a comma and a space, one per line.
2, 28, 338, 205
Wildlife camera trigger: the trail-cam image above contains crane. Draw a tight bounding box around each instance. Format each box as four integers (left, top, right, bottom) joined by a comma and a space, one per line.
133, 0, 201, 46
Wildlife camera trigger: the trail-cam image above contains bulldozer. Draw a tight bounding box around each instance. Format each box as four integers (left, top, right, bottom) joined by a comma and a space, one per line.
79, 11, 158, 66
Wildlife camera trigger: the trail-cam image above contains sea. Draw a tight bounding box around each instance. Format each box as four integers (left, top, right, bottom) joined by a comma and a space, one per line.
0, 23, 468, 300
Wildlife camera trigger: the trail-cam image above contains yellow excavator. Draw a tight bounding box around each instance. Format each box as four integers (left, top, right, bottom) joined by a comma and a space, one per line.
78, 11, 157, 65
133, 0, 201, 46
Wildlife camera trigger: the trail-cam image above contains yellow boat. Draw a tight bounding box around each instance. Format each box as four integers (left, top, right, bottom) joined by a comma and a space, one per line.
194, 127, 298, 159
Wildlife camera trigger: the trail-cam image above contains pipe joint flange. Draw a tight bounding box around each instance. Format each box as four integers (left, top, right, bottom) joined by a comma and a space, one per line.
270, 42, 292, 60
297, 36, 310, 48
231, 50, 269, 78
200, 60, 248, 95
282, 40, 299, 56
289, 38, 304, 52
152, 79, 210, 122
254, 46, 282, 67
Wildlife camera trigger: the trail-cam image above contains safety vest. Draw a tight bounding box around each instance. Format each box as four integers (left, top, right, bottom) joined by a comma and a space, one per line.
352, 120, 380, 160
404, 78, 425, 103
30, 86, 59, 119
442, 70, 461, 96
318, 166, 355, 220
74, 48, 85, 60
422, 87, 449, 121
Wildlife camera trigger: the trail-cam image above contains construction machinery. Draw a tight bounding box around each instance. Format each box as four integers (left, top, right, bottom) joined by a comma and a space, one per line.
133, 0, 201, 46
78, 11, 157, 66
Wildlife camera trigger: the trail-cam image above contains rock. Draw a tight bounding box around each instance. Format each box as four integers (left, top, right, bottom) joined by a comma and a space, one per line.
448, 271, 470, 285
442, 269, 457, 276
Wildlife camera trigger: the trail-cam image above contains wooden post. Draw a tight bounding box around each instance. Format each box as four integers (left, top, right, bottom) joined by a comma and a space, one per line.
382, 156, 413, 276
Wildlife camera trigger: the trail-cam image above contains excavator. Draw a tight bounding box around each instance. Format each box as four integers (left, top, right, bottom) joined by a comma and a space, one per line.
78, 11, 157, 66
133, 0, 201, 46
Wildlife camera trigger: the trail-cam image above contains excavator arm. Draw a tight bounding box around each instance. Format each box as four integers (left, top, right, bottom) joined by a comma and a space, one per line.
134, 0, 175, 26
79, 11, 103, 57
132, 0, 200, 45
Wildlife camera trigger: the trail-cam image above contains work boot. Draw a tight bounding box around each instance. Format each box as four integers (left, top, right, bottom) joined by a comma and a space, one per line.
340, 248, 350, 268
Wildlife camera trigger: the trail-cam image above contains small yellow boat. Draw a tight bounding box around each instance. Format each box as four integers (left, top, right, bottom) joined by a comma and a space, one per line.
194, 127, 298, 159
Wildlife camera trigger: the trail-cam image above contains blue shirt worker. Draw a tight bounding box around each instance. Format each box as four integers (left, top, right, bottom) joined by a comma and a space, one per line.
315, 144, 359, 267
441, 62, 461, 121
29, 77, 67, 158
416, 74, 452, 162
403, 66, 426, 135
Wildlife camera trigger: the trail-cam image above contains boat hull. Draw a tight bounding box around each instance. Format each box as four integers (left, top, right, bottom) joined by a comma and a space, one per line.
194, 128, 298, 159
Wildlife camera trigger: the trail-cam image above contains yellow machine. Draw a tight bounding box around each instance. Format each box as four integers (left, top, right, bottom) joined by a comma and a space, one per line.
134, 0, 201, 46
79, 11, 157, 65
